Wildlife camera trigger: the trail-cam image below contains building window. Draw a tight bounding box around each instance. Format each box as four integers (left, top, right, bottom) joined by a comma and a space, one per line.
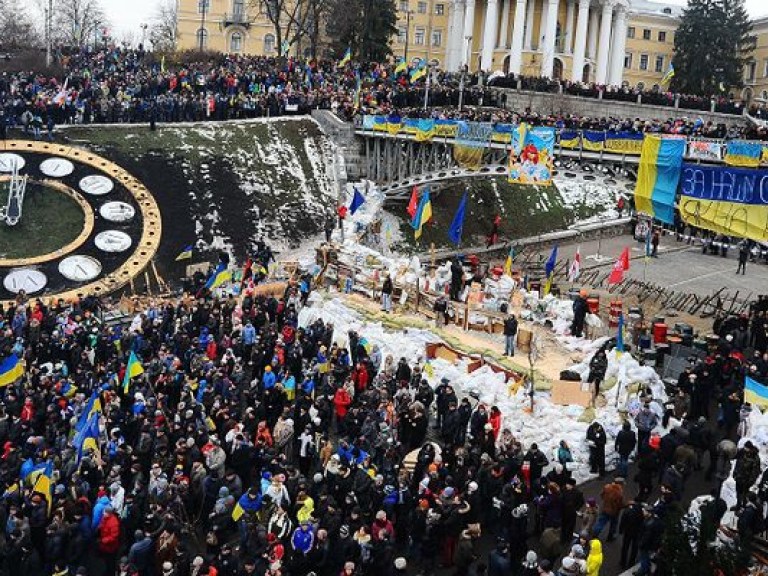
762, 90, 768, 100
432, 29, 443, 47
658, 30, 666, 42
764, 60, 768, 77
435, 3, 445, 15
642, 29, 651, 40
624, 52, 632, 69
655, 56, 664, 72
198, 0, 210, 13
418, 1, 427, 13
264, 33, 275, 53
399, 0, 408, 11
747, 61, 756, 81
397, 27, 407, 44
414, 26, 425, 45
230, 31, 243, 52
196, 28, 208, 48
639, 53, 649, 70
627, 27, 635, 39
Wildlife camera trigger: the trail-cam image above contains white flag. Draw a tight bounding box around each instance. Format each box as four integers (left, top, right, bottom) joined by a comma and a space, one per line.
568, 246, 581, 282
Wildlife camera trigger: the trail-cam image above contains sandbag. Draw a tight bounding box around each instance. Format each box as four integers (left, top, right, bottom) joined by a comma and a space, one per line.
559, 370, 582, 382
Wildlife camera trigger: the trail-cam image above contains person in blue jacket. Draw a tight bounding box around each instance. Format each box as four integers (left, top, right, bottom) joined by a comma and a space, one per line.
291, 520, 315, 555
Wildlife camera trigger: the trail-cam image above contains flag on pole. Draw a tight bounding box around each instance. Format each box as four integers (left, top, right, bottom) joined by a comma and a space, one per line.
447, 191, 468, 246
616, 313, 625, 354
73, 413, 101, 461
745, 376, 768, 409
175, 244, 194, 261
661, 63, 675, 86
410, 61, 427, 82
337, 47, 351, 68
204, 262, 232, 291
0, 355, 23, 387
394, 58, 408, 75
619, 246, 630, 271
568, 246, 581, 281
31, 462, 54, 515
411, 188, 433, 240
75, 389, 102, 432
122, 351, 144, 394
406, 186, 419, 219
608, 251, 627, 284
349, 187, 366, 215
542, 245, 558, 296
503, 245, 515, 276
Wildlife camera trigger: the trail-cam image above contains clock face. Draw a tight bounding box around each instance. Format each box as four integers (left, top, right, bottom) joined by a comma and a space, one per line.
0, 141, 161, 305
40, 158, 75, 178
80, 175, 114, 196
3, 268, 47, 294
58, 255, 103, 282
95, 230, 132, 253
0, 153, 25, 173
100, 201, 136, 223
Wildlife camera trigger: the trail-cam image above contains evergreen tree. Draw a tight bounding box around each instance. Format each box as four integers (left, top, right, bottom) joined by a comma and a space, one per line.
671, 0, 755, 95
326, 0, 398, 62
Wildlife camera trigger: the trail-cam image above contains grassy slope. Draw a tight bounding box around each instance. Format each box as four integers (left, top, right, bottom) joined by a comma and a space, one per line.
391, 177, 605, 251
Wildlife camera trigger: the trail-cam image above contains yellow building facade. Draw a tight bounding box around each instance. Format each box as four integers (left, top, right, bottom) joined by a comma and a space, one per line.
175, 0, 764, 92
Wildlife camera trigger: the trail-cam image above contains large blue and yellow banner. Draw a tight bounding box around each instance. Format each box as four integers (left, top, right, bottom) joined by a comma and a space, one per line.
453, 121, 493, 170
679, 163, 768, 241
725, 140, 763, 168
635, 135, 686, 225
604, 132, 644, 155
559, 130, 580, 149
508, 126, 555, 185
582, 131, 606, 151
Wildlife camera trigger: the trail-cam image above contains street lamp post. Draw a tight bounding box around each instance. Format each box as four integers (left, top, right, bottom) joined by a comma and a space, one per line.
404, 10, 413, 62
199, 0, 208, 51
423, 59, 437, 110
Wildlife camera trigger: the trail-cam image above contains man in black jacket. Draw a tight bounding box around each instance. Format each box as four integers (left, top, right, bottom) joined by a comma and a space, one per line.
586, 421, 607, 477
615, 421, 637, 479
571, 290, 589, 337
503, 315, 518, 357
619, 500, 644, 569
560, 478, 585, 544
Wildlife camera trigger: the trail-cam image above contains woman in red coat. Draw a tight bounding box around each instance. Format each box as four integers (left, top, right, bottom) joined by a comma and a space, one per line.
333, 386, 352, 432
97, 507, 121, 575
489, 406, 502, 440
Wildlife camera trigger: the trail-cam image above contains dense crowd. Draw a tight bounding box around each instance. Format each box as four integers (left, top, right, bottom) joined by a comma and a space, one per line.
4, 47, 768, 142
0, 236, 767, 576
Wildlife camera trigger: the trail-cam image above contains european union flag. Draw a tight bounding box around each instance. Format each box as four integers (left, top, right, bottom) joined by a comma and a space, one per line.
448, 191, 468, 246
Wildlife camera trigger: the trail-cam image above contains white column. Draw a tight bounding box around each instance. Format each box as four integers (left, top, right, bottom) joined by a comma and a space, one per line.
498, 0, 510, 48
481, 0, 500, 70
587, 7, 599, 59
446, 0, 461, 70
509, 0, 527, 73
462, 0, 477, 68
595, 0, 614, 84
608, 6, 628, 85
564, 0, 575, 53
570, 0, 590, 81
524, 0, 536, 49
540, 0, 559, 77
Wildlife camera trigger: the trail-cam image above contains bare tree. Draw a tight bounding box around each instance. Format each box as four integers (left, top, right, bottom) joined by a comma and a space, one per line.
248, 0, 330, 57
0, 0, 39, 48
53, 0, 106, 48
149, 0, 178, 52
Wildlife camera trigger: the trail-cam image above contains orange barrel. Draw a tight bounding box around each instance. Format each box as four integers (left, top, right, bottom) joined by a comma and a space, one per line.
587, 295, 600, 314
609, 299, 623, 328
653, 322, 668, 344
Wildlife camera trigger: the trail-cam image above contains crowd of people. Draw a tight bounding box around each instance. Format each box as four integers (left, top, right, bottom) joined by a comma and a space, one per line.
0, 233, 767, 576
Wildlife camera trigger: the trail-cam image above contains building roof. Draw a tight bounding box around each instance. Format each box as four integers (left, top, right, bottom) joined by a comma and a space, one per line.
630, 0, 683, 19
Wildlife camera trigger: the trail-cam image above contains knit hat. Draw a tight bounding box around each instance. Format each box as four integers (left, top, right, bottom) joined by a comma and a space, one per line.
442, 486, 455, 498
524, 551, 537, 567
571, 544, 585, 558
340, 525, 350, 537
394, 558, 407, 570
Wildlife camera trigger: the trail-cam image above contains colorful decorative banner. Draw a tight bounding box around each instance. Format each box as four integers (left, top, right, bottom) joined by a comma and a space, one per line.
559, 130, 580, 149
604, 132, 644, 155
679, 163, 768, 241
635, 135, 686, 225
508, 126, 555, 185
582, 131, 606, 152
453, 121, 493, 170
687, 140, 724, 162
433, 119, 459, 138
725, 140, 763, 168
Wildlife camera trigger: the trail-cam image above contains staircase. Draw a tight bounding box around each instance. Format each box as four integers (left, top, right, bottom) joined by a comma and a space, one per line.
311, 110, 365, 182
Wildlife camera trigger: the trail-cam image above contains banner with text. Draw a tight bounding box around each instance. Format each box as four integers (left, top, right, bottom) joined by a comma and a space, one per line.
679, 163, 768, 241
687, 140, 725, 162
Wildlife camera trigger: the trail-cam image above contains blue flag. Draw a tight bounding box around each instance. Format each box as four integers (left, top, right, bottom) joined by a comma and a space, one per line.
448, 191, 468, 246
349, 187, 365, 215
544, 245, 558, 278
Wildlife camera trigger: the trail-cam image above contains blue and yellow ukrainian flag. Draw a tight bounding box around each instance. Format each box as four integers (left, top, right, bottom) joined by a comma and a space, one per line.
386, 114, 403, 135
175, 244, 194, 261
745, 376, 768, 409
634, 135, 686, 225
204, 262, 232, 291
74, 413, 101, 461
542, 245, 558, 296
582, 131, 606, 152
0, 355, 23, 388
725, 140, 763, 168
503, 245, 516, 276
661, 63, 675, 86
76, 390, 102, 432
394, 58, 408, 75
337, 47, 351, 68
31, 461, 54, 514
122, 351, 144, 394
410, 61, 427, 83
559, 130, 580, 149
411, 188, 433, 240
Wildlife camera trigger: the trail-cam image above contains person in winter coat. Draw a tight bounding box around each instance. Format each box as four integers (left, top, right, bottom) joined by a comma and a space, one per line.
291, 521, 315, 555
587, 346, 608, 402
592, 478, 624, 541
561, 478, 585, 544
503, 315, 518, 357
734, 441, 761, 508
586, 421, 607, 476
571, 290, 589, 338
615, 422, 637, 479
381, 273, 393, 313
586, 539, 603, 576
97, 506, 121, 576
634, 402, 659, 454
128, 530, 155, 576
487, 540, 512, 576
334, 386, 352, 431
619, 500, 644, 569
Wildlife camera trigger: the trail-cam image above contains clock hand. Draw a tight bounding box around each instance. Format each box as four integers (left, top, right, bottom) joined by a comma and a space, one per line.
28, 275, 38, 287
77, 264, 87, 276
